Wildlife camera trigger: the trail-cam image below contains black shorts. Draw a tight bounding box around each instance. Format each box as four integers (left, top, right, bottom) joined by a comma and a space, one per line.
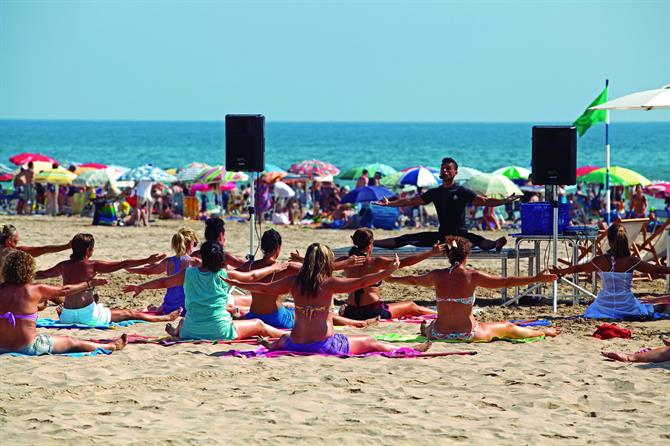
341, 301, 392, 320
395, 231, 485, 249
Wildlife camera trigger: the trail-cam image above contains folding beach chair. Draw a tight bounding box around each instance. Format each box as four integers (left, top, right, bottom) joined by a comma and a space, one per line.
636, 221, 669, 279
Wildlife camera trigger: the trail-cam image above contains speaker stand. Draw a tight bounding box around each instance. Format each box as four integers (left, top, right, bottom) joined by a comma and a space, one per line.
247, 171, 257, 262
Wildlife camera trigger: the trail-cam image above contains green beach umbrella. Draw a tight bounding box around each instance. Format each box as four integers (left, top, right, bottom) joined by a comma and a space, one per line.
380, 171, 404, 187
339, 163, 397, 180
464, 173, 522, 199
73, 169, 115, 187
578, 166, 651, 186
492, 165, 531, 180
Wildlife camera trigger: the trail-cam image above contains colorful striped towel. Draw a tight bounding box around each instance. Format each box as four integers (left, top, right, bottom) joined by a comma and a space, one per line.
217, 348, 477, 359
36, 318, 145, 330
1, 348, 112, 357
374, 333, 545, 344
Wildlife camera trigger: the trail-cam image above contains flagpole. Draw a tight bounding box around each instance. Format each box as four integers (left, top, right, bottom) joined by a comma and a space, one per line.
605, 79, 611, 224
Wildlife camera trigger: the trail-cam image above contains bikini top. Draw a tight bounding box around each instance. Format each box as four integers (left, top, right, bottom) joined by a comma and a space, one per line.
295, 304, 330, 319
353, 280, 382, 306
0, 311, 38, 327
435, 262, 475, 305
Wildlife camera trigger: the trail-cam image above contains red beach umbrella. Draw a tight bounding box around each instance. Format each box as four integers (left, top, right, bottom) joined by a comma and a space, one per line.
576, 166, 600, 177
644, 182, 670, 199
9, 152, 58, 165
288, 160, 340, 177
79, 162, 108, 169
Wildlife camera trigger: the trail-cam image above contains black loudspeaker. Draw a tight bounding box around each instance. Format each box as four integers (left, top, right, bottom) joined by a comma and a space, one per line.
226, 114, 265, 172
532, 126, 577, 185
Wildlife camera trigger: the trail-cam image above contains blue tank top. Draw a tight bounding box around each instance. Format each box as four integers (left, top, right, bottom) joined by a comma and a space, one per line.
162, 256, 188, 314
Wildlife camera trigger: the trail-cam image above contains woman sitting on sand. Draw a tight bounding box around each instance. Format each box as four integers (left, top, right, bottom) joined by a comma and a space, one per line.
122, 241, 288, 341
125, 228, 201, 315
35, 233, 178, 326
338, 228, 439, 321
0, 250, 127, 355
225, 243, 430, 355
0, 224, 72, 277
550, 224, 670, 320
239, 229, 377, 329
387, 237, 559, 342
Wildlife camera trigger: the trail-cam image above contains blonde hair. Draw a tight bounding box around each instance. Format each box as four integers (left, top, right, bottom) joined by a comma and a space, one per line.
171, 228, 199, 258
607, 223, 630, 257
293, 243, 334, 298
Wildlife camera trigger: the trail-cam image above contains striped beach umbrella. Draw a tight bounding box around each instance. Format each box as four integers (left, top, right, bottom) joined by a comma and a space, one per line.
193, 166, 226, 184
0, 163, 14, 175
464, 173, 522, 199
177, 162, 210, 182
576, 165, 600, 177
34, 167, 77, 185
339, 163, 397, 180
119, 165, 177, 183
492, 165, 531, 180
578, 166, 651, 186
398, 166, 440, 188
288, 160, 340, 177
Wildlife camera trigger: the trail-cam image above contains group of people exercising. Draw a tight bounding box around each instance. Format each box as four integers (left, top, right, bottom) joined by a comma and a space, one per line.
0, 156, 668, 361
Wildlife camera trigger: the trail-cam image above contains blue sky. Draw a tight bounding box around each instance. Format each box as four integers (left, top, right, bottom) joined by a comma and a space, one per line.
1, 1, 668, 122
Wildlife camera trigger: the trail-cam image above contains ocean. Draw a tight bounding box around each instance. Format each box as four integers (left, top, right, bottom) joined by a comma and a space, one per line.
0, 120, 668, 180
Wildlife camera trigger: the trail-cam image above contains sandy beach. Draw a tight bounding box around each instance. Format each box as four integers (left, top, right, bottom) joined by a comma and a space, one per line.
1, 215, 669, 445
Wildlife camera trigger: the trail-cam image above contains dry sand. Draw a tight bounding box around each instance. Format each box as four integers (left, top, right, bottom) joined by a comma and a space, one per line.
1, 215, 669, 445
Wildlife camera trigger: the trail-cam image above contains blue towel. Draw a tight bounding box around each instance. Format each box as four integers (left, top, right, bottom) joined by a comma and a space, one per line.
509, 319, 553, 327
36, 318, 145, 330
1, 348, 112, 357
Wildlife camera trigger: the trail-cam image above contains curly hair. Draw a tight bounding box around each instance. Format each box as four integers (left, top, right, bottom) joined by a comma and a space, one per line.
2, 249, 35, 284
444, 236, 471, 265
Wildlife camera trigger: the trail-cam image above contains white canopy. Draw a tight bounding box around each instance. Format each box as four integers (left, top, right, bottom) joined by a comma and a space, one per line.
591, 84, 670, 110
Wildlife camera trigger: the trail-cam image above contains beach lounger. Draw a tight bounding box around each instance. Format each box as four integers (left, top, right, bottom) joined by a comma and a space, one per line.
636, 221, 669, 279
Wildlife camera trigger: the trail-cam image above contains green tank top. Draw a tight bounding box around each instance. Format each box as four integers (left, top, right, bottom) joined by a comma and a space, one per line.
180, 267, 236, 340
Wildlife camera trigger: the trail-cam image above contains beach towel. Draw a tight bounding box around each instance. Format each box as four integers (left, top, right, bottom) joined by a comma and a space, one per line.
373, 333, 545, 344
218, 347, 477, 359
592, 323, 632, 340
1, 348, 112, 357
509, 319, 553, 327
37, 318, 145, 330
91, 334, 277, 347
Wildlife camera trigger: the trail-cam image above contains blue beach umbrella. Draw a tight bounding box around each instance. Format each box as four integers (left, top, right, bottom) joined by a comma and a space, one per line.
119, 164, 177, 184
340, 186, 396, 204
398, 166, 440, 188
263, 163, 287, 174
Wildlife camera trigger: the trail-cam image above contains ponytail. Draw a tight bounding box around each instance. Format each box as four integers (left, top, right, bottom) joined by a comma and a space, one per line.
348, 228, 374, 256
171, 228, 198, 258
607, 223, 630, 257
444, 236, 471, 265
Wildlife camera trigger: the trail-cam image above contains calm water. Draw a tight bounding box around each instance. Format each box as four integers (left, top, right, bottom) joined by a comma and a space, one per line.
0, 120, 668, 180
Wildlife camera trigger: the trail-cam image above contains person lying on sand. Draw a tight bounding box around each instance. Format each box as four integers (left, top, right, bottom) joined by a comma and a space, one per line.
123, 241, 291, 341
550, 224, 670, 320
125, 227, 202, 316
34, 233, 176, 326
602, 333, 670, 363
240, 229, 377, 329
338, 228, 440, 321
225, 243, 431, 355
386, 236, 559, 342
0, 250, 127, 355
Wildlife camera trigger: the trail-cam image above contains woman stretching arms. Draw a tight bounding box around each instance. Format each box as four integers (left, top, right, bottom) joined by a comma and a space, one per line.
0, 250, 127, 355
387, 237, 558, 342
225, 243, 430, 355
123, 241, 288, 340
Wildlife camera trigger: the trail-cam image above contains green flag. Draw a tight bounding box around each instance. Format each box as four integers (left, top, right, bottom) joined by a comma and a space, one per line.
573, 87, 608, 136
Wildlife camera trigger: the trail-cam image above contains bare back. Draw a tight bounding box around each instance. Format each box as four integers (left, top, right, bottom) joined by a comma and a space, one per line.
59, 260, 97, 309
289, 282, 336, 344
0, 283, 41, 349
238, 258, 290, 314
431, 266, 480, 334
343, 258, 385, 306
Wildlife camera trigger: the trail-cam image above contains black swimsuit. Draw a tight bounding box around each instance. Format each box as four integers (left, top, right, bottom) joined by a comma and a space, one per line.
342, 280, 391, 320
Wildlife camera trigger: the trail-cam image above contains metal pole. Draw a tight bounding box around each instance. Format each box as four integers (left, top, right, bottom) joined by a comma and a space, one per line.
552, 185, 558, 313
248, 172, 256, 261
605, 79, 611, 224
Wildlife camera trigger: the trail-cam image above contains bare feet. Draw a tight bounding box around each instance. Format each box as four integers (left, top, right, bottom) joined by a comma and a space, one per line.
543, 327, 560, 337
108, 334, 128, 352
413, 341, 432, 352
256, 336, 272, 348
162, 309, 181, 322
55, 305, 63, 316
165, 323, 179, 337
495, 237, 507, 252
420, 320, 428, 337
602, 351, 632, 362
